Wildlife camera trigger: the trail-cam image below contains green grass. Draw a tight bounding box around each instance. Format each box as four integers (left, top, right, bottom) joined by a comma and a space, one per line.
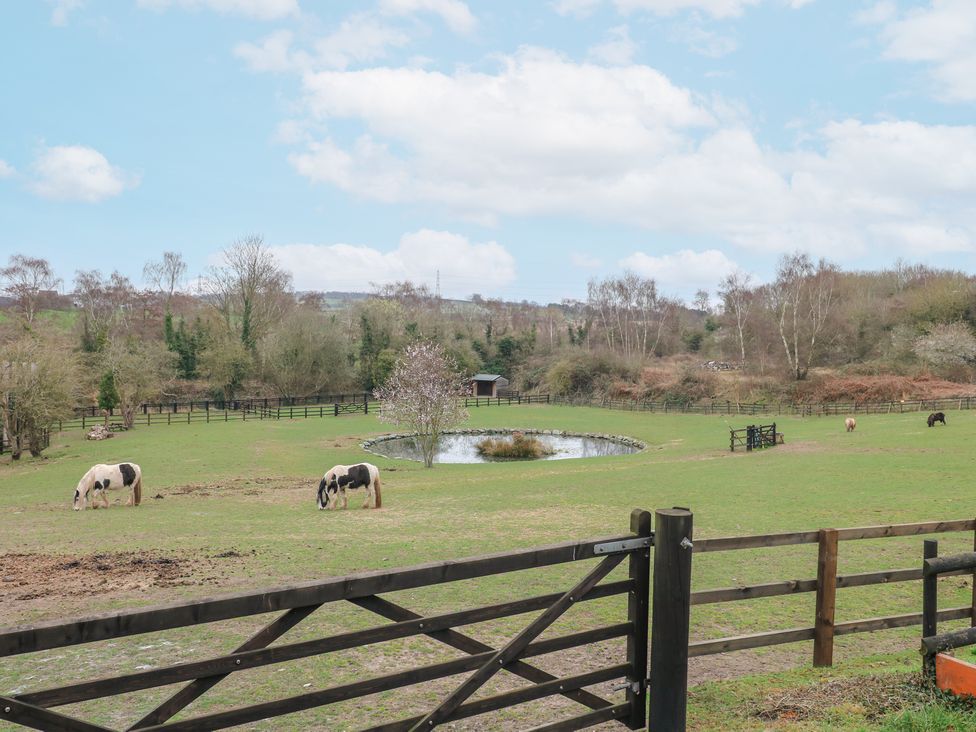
2, 405, 975, 730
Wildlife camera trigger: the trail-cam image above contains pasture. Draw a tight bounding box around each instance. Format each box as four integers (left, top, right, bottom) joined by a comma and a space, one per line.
2, 405, 975, 730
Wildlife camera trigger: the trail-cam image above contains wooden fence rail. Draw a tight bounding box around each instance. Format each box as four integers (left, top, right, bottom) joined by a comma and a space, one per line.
0, 510, 660, 732
689, 519, 976, 666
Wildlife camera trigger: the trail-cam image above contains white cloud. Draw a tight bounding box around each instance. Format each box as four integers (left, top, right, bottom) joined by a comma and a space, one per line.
137, 0, 298, 20
378, 0, 477, 34
49, 0, 83, 26
571, 252, 603, 269
551, 0, 603, 17
588, 25, 638, 65
870, 0, 976, 102
668, 20, 738, 57
620, 249, 738, 291
281, 48, 976, 261
269, 230, 515, 297
29, 145, 138, 202
0, 160, 14, 178
555, 0, 811, 18
235, 17, 411, 73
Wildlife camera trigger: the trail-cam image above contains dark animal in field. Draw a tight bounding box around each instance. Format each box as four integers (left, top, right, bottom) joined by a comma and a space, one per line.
73, 463, 142, 510
927, 412, 947, 428
845, 417, 856, 432
318, 463, 382, 510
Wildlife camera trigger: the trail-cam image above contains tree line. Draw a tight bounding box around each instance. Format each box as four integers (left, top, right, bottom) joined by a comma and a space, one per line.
2, 239, 976, 458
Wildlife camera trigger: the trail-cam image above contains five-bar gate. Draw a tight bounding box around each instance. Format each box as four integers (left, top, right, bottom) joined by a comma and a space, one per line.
0, 509, 697, 731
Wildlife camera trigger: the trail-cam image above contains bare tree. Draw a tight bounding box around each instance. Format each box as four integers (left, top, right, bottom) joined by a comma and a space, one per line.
718, 270, 753, 364
102, 339, 175, 429
374, 341, 469, 468
73, 270, 136, 351
258, 309, 353, 398
769, 253, 837, 380
143, 251, 187, 310
203, 235, 292, 351
0, 334, 78, 458
1, 255, 60, 327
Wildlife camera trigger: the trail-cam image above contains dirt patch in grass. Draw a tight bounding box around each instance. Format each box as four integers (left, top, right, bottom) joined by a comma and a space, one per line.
168, 476, 309, 498
0, 550, 232, 602
751, 673, 931, 723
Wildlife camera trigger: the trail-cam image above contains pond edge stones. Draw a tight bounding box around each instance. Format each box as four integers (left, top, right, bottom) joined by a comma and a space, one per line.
360, 428, 647, 460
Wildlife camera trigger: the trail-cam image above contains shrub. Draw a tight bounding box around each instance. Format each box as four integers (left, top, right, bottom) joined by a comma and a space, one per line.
476, 432, 555, 459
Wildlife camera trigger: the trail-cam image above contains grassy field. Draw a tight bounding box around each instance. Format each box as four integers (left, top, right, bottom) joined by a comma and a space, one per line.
2, 404, 976, 730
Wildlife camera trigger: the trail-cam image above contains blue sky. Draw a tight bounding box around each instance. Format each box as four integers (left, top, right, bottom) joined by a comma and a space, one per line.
2, 0, 976, 302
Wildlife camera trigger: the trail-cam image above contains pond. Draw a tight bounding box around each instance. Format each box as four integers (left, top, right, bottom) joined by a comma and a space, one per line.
363, 430, 644, 464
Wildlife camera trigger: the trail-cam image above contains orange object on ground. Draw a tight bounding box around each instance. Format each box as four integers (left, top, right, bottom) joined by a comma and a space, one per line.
936, 653, 976, 698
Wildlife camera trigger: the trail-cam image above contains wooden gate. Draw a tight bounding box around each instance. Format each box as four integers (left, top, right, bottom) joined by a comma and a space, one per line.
0, 510, 670, 731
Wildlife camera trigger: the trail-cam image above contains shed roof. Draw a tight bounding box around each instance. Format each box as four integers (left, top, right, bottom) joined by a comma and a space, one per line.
471, 374, 505, 381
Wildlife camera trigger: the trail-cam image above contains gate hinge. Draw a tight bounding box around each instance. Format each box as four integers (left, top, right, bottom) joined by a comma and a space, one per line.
593, 536, 653, 555
611, 680, 643, 693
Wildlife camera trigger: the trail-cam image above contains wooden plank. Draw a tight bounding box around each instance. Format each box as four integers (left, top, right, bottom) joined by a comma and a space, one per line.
0, 533, 634, 657
925, 551, 976, 576
409, 553, 625, 730
625, 509, 652, 729
648, 508, 693, 732
837, 606, 971, 637
0, 696, 113, 732
813, 529, 839, 667
692, 520, 975, 555
23, 582, 630, 709
689, 627, 816, 657
519, 704, 631, 732
693, 532, 819, 553
128, 604, 321, 730
362, 666, 629, 732
136, 627, 627, 732
691, 567, 973, 606
837, 521, 976, 541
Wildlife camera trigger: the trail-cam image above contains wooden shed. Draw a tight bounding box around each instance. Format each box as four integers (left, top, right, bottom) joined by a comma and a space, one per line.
470, 374, 510, 398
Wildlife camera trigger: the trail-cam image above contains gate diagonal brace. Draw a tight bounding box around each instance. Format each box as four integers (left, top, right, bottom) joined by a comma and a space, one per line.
410, 553, 626, 731
127, 603, 322, 730
1, 695, 114, 732
350, 595, 614, 713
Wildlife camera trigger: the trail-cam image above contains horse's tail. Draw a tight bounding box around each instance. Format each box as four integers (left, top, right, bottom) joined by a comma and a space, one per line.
373, 474, 382, 509
317, 478, 327, 509
133, 470, 142, 506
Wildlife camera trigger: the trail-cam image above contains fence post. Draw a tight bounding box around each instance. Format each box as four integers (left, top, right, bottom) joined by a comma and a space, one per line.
627, 509, 652, 729
971, 524, 976, 627
365, 399, 369, 415
923, 539, 939, 674
813, 528, 839, 667
334, 403, 339, 417
648, 508, 693, 732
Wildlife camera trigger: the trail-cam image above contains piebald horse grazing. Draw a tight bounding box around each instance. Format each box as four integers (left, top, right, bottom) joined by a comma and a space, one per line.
845, 417, 856, 432
73, 463, 142, 510
318, 463, 382, 510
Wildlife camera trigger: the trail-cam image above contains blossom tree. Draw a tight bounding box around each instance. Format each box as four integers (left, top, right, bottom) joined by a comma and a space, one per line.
374, 341, 469, 468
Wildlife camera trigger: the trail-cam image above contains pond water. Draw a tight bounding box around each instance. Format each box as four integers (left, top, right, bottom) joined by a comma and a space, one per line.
366, 432, 642, 464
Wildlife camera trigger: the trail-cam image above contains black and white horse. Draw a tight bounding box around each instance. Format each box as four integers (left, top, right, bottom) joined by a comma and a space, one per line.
73, 463, 142, 510
927, 412, 947, 428
317, 463, 382, 510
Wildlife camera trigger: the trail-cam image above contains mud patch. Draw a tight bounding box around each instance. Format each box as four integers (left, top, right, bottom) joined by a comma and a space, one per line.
0, 551, 229, 602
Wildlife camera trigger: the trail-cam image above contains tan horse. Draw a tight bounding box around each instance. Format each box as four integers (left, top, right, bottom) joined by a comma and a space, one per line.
845, 417, 856, 432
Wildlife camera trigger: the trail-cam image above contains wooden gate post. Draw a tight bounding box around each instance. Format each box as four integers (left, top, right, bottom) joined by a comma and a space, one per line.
923, 539, 939, 675
813, 528, 839, 667
627, 509, 652, 730
648, 508, 693, 732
